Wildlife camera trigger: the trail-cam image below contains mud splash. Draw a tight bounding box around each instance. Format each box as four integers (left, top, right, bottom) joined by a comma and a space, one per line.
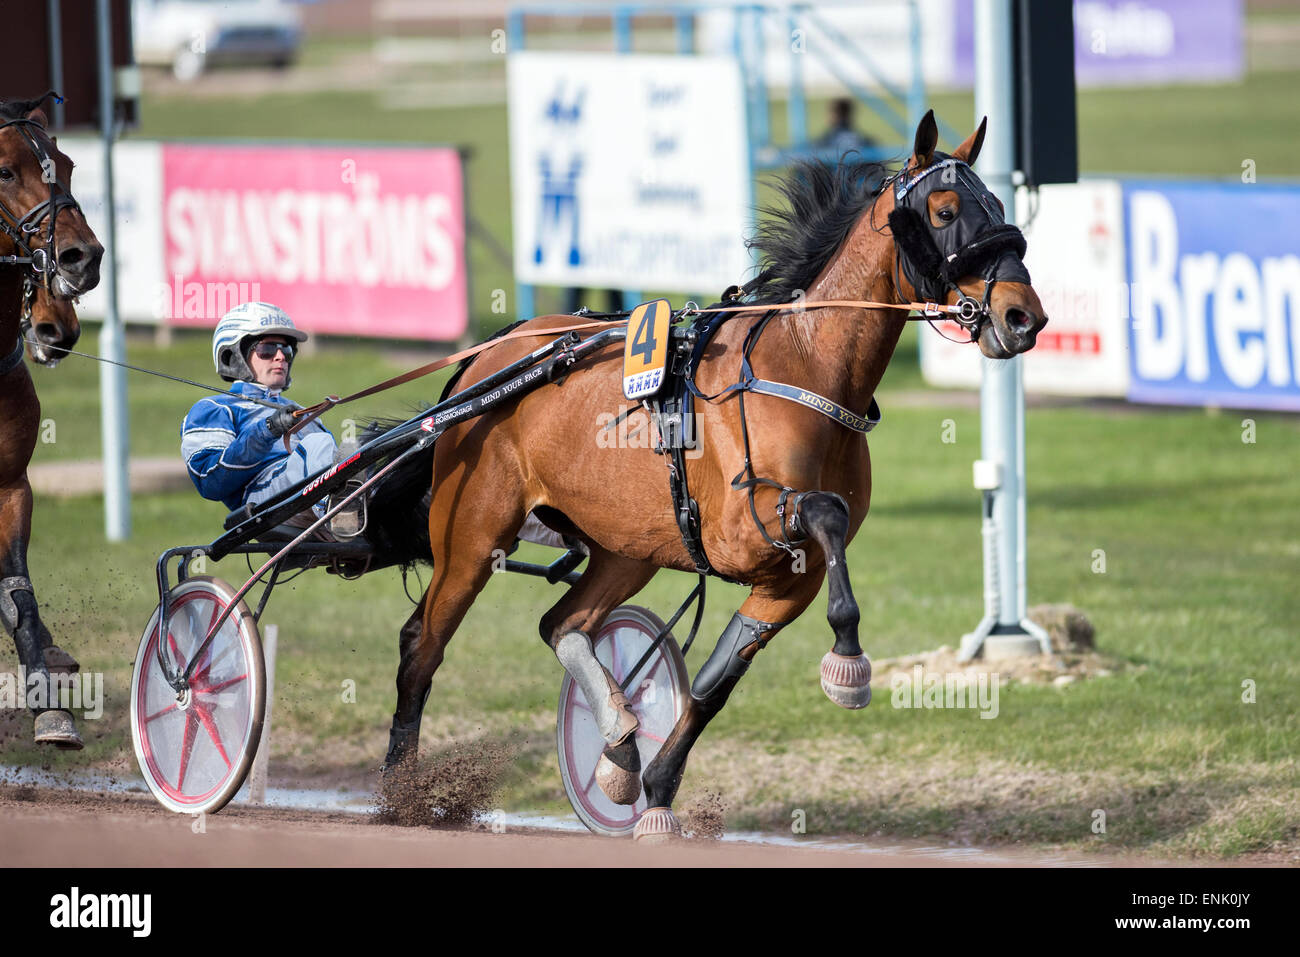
372, 739, 516, 829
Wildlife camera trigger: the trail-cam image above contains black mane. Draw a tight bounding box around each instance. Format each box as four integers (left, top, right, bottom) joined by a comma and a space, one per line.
744, 158, 893, 304
0, 92, 57, 123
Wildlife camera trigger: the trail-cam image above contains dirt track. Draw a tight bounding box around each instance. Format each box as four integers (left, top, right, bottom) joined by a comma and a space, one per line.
0, 786, 1112, 868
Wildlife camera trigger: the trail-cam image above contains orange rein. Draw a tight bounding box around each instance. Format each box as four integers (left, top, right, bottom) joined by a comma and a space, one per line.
285, 296, 959, 439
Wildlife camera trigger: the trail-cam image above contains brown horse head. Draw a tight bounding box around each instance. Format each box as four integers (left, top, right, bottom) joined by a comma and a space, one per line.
888, 110, 1048, 359
23, 279, 80, 367
0, 96, 103, 298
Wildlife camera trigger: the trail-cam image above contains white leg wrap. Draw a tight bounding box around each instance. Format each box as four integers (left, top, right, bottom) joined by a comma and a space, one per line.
555, 631, 624, 744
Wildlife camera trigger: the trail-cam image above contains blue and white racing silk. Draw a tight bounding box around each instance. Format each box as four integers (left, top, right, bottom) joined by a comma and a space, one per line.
181, 380, 336, 513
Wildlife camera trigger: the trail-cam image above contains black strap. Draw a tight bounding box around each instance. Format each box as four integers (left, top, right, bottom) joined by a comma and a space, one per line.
0, 335, 24, 377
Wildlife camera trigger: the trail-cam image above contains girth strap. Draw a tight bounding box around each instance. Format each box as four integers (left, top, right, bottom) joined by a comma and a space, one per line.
0, 335, 25, 377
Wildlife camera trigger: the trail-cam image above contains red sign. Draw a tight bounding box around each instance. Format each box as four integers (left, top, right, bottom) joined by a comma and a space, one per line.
162, 143, 467, 340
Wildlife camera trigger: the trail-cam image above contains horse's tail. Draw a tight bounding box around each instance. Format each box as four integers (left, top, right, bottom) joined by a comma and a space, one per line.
361, 318, 531, 568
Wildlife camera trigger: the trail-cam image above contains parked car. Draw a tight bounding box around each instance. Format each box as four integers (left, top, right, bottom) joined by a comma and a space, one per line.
132, 0, 303, 82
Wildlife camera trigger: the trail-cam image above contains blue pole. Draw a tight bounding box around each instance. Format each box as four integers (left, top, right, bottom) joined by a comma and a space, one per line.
675, 11, 695, 54
614, 7, 633, 53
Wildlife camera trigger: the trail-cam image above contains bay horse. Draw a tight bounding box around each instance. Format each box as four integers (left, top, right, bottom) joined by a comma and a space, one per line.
369, 111, 1047, 838
0, 94, 103, 748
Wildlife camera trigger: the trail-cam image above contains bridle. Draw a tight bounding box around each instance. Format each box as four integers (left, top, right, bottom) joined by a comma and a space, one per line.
0, 113, 85, 295
877, 154, 1030, 344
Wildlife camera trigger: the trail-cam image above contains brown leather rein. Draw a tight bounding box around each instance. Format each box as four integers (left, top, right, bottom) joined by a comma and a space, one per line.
285, 296, 966, 440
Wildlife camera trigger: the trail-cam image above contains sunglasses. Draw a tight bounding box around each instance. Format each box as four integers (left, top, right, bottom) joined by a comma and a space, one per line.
250, 341, 295, 361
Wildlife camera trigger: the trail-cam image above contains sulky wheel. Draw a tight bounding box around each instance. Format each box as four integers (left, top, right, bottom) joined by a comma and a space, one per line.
556, 605, 688, 837
130, 576, 265, 815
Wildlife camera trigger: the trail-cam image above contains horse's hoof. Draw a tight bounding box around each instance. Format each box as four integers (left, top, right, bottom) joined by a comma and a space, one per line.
595, 735, 642, 805
820, 652, 872, 710
34, 710, 83, 750
633, 806, 681, 843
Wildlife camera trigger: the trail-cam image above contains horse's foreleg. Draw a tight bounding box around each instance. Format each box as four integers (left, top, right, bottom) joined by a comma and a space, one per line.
795, 491, 872, 709
384, 470, 526, 771
541, 544, 657, 805
0, 480, 81, 748
385, 587, 429, 768
637, 575, 823, 839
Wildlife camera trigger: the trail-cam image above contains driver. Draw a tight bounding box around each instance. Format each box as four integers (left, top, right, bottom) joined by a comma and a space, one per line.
181, 301, 585, 552
181, 302, 338, 532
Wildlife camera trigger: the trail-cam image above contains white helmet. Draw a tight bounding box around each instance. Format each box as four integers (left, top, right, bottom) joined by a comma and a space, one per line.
212, 302, 309, 384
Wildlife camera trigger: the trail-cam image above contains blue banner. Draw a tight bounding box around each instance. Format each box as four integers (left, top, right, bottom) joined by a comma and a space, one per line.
1125, 180, 1300, 411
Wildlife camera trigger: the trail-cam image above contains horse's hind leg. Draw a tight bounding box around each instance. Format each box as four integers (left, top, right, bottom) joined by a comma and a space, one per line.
0, 480, 81, 748
539, 543, 657, 805
795, 492, 872, 709
637, 573, 825, 839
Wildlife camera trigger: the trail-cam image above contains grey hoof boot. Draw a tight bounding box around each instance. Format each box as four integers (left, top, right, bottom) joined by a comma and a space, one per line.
820, 652, 872, 709
34, 709, 83, 750
633, 806, 682, 843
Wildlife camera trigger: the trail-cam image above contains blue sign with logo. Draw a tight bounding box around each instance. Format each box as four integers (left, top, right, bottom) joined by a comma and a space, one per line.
1125, 180, 1300, 411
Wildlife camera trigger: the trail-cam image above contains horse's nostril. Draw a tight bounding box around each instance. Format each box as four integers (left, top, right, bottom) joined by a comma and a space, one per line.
1006, 307, 1034, 330
58, 245, 85, 269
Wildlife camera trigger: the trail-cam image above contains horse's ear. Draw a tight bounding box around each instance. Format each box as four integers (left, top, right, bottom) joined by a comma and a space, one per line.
953, 116, 988, 167
911, 109, 938, 169
25, 107, 49, 128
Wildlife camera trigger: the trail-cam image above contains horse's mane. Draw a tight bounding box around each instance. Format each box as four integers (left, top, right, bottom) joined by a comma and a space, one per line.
0, 92, 56, 122
744, 157, 893, 305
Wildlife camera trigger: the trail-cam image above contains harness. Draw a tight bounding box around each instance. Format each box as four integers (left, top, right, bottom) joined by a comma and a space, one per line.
650, 154, 1030, 579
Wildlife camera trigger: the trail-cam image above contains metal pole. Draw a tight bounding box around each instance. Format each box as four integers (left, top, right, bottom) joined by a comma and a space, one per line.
47, 0, 65, 129
960, 0, 1049, 660
97, 0, 130, 541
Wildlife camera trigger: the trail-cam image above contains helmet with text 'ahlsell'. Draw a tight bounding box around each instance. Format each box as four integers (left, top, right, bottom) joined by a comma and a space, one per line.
211, 302, 309, 384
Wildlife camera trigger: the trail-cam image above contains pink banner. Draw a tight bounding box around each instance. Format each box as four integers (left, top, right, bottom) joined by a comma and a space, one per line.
162, 143, 467, 340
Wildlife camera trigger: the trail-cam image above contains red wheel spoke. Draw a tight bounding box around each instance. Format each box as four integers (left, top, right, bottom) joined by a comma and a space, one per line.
206, 599, 229, 636
570, 697, 591, 715
193, 701, 233, 770
144, 702, 179, 723
167, 630, 187, 672
636, 729, 665, 744
175, 710, 200, 792
200, 673, 247, 696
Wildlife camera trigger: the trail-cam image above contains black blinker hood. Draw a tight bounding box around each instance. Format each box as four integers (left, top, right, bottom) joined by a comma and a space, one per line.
885, 153, 1031, 304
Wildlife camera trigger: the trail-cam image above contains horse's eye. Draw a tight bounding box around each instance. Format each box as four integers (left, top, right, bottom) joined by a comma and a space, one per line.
938, 208, 955, 223
0, 168, 12, 183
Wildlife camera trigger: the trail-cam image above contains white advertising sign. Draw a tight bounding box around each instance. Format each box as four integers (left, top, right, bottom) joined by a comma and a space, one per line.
920, 180, 1130, 396
59, 139, 166, 323
508, 52, 752, 293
